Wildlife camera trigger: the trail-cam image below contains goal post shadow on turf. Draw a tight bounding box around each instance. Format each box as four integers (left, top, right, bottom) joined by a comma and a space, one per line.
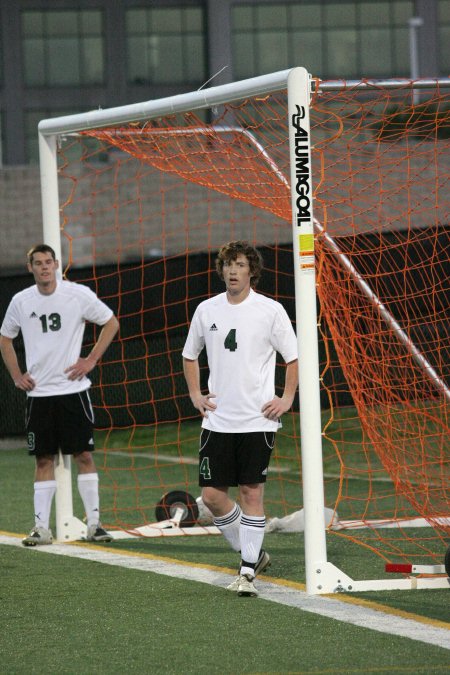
37, 67, 450, 594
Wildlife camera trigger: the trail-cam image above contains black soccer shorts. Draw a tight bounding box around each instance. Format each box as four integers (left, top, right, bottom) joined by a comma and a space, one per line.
198, 430, 275, 487
25, 391, 95, 456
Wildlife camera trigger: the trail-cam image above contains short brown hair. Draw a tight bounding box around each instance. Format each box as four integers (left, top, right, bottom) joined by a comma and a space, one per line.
27, 244, 56, 265
215, 240, 263, 288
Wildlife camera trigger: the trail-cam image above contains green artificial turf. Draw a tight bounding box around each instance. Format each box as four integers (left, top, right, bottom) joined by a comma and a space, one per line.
1, 544, 449, 675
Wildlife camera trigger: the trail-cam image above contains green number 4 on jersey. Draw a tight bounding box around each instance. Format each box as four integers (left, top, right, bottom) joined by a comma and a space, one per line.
224, 329, 237, 352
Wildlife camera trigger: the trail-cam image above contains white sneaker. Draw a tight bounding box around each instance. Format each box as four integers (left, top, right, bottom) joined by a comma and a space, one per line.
226, 576, 241, 592
22, 526, 53, 546
237, 574, 258, 597
227, 549, 271, 591
86, 523, 112, 542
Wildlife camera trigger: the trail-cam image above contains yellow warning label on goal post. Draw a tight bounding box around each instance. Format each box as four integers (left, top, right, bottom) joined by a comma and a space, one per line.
298, 233, 315, 270
298, 233, 314, 256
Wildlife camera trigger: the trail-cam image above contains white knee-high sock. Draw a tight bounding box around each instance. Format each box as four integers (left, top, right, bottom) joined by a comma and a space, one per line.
77, 473, 100, 527
34, 480, 57, 530
213, 503, 242, 552
240, 514, 266, 576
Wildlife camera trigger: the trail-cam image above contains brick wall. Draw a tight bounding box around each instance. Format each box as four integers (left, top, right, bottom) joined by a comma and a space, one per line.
0, 163, 283, 272
0, 138, 448, 272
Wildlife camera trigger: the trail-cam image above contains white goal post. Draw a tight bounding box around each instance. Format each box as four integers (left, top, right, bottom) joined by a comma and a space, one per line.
38, 67, 450, 594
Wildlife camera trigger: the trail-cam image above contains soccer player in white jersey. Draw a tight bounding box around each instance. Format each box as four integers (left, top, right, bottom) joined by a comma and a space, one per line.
0, 244, 119, 546
183, 241, 298, 596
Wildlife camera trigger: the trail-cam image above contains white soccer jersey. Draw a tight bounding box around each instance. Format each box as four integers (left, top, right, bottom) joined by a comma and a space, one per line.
0, 280, 113, 396
182, 289, 298, 432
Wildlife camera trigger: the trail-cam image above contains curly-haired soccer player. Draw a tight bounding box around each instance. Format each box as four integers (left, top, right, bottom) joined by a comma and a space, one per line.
183, 240, 298, 596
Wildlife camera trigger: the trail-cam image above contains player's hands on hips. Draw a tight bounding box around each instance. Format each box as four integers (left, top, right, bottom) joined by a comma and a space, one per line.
262, 395, 292, 421
191, 392, 217, 418
65, 356, 97, 380
14, 372, 36, 391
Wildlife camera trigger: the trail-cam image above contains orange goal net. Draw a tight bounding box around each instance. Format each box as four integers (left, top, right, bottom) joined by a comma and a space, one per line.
52, 74, 449, 574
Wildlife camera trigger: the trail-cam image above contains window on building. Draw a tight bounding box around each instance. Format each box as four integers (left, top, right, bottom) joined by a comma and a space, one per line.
126, 6, 205, 85
22, 10, 105, 87
232, 1, 414, 80
438, 0, 450, 75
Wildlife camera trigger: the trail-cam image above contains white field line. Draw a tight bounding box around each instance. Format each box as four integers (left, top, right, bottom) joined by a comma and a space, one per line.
105, 449, 292, 473
106, 450, 428, 485
106, 450, 396, 481
1, 534, 449, 651
109, 450, 420, 484
0, 444, 415, 482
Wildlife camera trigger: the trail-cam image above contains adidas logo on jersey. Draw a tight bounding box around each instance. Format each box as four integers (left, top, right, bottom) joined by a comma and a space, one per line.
262, 467, 268, 476
209, 323, 218, 331
29, 312, 38, 319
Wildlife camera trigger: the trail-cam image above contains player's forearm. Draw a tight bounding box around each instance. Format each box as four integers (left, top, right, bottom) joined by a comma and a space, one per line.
282, 359, 299, 407
87, 315, 119, 365
183, 357, 216, 416
183, 357, 201, 398
65, 315, 119, 381
261, 359, 298, 419
0, 336, 23, 383
0, 337, 34, 390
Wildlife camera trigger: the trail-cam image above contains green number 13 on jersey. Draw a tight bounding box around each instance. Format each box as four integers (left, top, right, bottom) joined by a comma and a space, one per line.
224, 328, 237, 352
39, 313, 61, 333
